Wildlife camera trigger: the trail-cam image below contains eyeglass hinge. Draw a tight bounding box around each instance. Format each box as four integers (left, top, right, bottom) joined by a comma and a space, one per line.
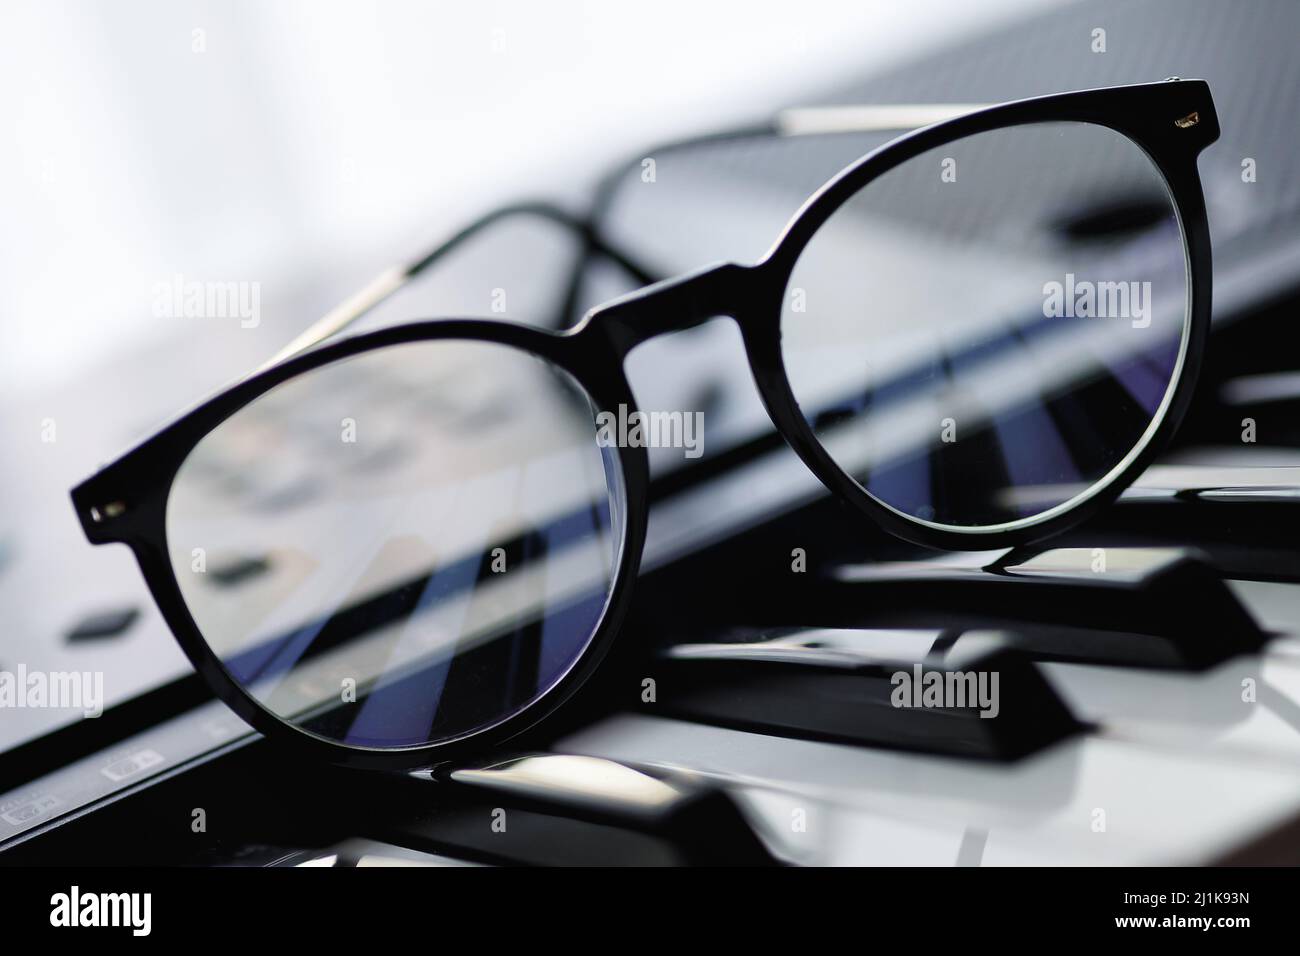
89, 501, 127, 523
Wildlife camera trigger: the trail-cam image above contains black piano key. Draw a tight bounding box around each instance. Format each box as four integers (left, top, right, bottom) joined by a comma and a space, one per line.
278, 839, 478, 867
643, 638, 1083, 761
761, 547, 1268, 671
398, 754, 775, 866
64, 606, 140, 643
941, 326, 1083, 526
1196, 369, 1300, 446
1068, 464, 1300, 580
1018, 325, 1153, 487
928, 416, 1016, 527
207, 555, 271, 588
388, 804, 694, 866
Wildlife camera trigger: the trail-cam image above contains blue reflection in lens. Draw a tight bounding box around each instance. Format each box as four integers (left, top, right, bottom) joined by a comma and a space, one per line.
169, 340, 622, 749
781, 121, 1189, 528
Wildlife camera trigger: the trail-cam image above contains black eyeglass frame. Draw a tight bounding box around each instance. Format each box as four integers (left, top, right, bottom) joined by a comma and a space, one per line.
71, 79, 1219, 771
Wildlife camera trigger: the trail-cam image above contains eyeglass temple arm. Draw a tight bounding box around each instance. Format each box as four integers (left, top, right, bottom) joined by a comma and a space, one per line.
264, 201, 661, 368
773, 103, 992, 136
267, 103, 991, 368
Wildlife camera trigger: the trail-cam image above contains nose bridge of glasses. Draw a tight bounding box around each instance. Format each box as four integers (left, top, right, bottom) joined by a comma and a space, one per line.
573, 261, 754, 358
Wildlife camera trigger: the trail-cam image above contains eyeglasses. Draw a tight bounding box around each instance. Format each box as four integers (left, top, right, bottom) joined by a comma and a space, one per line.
72, 79, 1218, 768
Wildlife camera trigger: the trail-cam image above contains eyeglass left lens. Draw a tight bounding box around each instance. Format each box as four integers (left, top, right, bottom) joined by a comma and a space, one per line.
165, 339, 623, 749
780, 120, 1190, 532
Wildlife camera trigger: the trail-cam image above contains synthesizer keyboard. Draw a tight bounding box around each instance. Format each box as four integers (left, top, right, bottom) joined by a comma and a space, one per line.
3, 0, 1300, 866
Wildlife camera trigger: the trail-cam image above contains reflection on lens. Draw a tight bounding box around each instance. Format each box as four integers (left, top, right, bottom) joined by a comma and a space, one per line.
166, 340, 622, 749
781, 122, 1189, 530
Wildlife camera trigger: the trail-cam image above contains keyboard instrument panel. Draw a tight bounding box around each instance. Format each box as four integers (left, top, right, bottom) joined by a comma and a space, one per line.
4, 0, 1300, 867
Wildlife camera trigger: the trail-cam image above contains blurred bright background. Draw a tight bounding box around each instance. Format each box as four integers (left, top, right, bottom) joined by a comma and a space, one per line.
0, 0, 1058, 397
0, 0, 1067, 752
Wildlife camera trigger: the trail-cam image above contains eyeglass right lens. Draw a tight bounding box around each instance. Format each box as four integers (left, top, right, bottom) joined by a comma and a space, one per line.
780, 120, 1190, 532
165, 338, 623, 749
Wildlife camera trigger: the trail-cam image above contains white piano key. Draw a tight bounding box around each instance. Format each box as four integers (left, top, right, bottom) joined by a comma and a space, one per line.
735, 787, 1069, 865
1039, 653, 1300, 764
1228, 579, 1300, 635
557, 713, 1300, 865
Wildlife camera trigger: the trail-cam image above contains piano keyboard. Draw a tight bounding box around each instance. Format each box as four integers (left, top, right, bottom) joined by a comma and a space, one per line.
4, 444, 1300, 867
4, 0, 1300, 869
